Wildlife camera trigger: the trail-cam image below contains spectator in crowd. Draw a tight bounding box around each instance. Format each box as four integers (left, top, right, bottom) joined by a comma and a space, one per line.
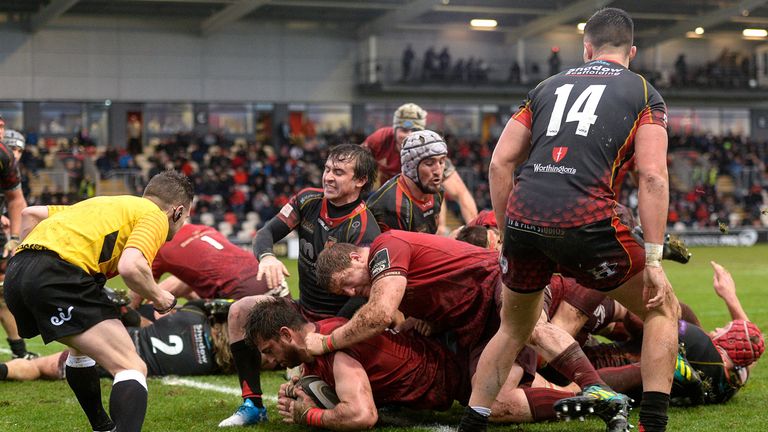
401, 44, 415, 81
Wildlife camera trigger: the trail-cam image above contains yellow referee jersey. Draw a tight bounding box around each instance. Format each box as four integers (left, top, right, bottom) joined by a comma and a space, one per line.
19, 195, 169, 278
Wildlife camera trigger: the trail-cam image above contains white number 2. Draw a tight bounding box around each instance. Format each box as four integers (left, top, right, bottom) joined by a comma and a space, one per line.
200, 235, 224, 250
546, 84, 606, 137
150, 335, 184, 355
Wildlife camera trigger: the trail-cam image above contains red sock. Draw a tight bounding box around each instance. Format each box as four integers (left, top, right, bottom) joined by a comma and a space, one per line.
549, 342, 606, 388
522, 387, 577, 421
597, 363, 642, 394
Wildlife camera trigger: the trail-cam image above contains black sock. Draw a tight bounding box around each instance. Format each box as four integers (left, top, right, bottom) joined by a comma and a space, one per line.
0, 363, 8, 380
7, 338, 27, 357
231, 340, 264, 408
110, 375, 148, 432
65, 364, 115, 431
638, 391, 670, 432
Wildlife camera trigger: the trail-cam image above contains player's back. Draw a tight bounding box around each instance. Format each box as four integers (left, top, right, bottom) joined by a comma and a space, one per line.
508, 60, 666, 228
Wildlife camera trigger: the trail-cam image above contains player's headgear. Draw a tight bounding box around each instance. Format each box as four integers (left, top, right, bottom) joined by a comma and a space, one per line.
393, 103, 427, 131
712, 319, 765, 367
3, 129, 24, 151
400, 129, 447, 193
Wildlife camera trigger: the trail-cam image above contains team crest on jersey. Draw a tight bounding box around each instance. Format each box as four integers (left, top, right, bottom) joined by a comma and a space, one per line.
369, 248, 391, 279
552, 147, 568, 163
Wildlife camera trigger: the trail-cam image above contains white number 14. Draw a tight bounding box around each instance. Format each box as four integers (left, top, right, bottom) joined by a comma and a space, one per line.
546, 84, 606, 137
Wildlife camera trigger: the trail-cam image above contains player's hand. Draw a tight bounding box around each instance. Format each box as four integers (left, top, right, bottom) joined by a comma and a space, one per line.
643, 265, 673, 309
304, 331, 326, 356
2, 238, 19, 259
280, 376, 300, 399
152, 289, 176, 315
257, 255, 291, 291
711, 261, 736, 300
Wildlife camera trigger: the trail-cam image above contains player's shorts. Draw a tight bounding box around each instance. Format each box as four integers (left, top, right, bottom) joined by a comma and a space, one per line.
4, 250, 120, 343
500, 215, 643, 293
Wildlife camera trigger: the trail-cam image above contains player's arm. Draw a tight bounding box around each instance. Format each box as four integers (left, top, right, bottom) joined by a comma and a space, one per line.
118, 248, 175, 312
280, 353, 377, 431
442, 171, 478, 223
710, 261, 749, 321
437, 199, 449, 236
634, 123, 674, 308
309, 276, 406, 355
19, 205, 50, 241
158, 275, 195, 299
489, 117, 532, 231
4, 187, 26, 244
253, 211, 294, 290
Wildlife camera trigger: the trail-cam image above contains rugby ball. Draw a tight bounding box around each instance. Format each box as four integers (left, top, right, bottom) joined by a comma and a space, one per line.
298, 375, 340, 409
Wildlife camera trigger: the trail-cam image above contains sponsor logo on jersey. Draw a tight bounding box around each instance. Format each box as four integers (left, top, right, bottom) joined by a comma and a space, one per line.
280, 204, 294, 218
301, 220, 315, 234
533, 163, 577, 175
588, 261, 618, 280
369, 248, 391, 279
565, 64, 622, 76
552, 146, 568, 163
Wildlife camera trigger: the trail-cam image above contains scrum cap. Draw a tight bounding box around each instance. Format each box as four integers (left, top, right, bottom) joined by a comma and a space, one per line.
712, 319, 765, 367
393, 103, 427, 131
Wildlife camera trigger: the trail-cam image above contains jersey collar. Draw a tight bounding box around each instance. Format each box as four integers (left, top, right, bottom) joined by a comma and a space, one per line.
320, 198, 367, 228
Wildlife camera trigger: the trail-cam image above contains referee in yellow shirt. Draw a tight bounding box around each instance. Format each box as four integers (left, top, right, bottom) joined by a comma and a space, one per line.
4, 170, 193, 432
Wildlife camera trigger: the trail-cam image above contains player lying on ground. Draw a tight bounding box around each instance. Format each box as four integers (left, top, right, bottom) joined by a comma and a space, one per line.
584, 261, 764, 407
312, 231, 633, 430
245, 297, 587, 431
0, 299, 244, 381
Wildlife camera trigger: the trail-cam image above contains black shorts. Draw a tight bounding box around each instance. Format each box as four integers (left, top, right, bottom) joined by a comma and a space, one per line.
4, 250, 120, 344
501, 216, 644, 293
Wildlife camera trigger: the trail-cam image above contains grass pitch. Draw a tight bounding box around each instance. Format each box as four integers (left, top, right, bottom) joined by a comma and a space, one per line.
1, 246, 767, 431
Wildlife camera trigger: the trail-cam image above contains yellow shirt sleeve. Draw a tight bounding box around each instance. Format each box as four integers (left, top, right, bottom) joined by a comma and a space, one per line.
124, 211, 168, 265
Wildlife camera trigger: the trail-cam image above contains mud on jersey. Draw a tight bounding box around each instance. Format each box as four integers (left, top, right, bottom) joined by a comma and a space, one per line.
277, 188, 380, 316
367, 174, 443, 234
508, 59, 667, 228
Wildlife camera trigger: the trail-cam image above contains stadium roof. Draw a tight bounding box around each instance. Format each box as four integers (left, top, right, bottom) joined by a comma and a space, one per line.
4, 0, 768, 45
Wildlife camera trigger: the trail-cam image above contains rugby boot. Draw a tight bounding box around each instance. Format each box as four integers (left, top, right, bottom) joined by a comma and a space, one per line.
554, 384, 633, 432
673, 349, 705, 404
663, 234, 691, 264
457, 406, 488, 432
218, 399, 268, 427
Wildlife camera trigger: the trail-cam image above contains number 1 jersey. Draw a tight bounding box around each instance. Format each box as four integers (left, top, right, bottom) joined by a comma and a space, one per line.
508, 59, 668, 228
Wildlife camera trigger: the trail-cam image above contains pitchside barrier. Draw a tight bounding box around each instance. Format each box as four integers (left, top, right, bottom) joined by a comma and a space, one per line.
673, 227, 768, 247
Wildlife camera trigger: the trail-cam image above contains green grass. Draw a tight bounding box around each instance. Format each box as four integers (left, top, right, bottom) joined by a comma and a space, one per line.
1, 248, 768, 431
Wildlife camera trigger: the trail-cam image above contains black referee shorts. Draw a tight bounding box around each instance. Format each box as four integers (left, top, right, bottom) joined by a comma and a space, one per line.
4, 250, 120, 344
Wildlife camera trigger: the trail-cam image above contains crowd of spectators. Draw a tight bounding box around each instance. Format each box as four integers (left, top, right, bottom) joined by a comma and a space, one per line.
16, 125, 768, 237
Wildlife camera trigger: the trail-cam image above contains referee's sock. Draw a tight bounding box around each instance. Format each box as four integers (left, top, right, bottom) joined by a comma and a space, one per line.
65, 355, 115, 432
231, 340, 264, 408
110, 370, 148, 432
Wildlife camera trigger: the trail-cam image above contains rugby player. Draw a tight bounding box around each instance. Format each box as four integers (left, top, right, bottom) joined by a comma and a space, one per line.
0, 299, 239, 381
141, 223, 285, 303
245, 297, 584, 431
462, 8, 680, 432
5, 170, 192, 432
218, 144, 381, 427
362, 103, 478, 226
0, 126, 31, 359
312, 231, 632, 430
367, 130, 446, 234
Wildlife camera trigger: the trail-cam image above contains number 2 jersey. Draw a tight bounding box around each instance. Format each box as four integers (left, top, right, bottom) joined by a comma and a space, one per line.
508, 59, 668, 228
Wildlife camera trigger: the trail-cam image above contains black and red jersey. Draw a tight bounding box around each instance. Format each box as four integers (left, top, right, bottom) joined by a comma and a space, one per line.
366, 174, 443, 234
277, 188, 380, 315
507, 59, 667, 228
0, 141, 21, 211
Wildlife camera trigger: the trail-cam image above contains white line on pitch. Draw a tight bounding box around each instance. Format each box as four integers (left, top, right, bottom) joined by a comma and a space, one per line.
160, 376, 277, 402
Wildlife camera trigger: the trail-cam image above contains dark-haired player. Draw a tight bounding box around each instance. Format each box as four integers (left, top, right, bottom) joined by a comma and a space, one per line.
463, 8, 679, 432
367, 130, 446, 234
218, 144, 381, 427
5, 170, 192, 432
363, 103, 478, 225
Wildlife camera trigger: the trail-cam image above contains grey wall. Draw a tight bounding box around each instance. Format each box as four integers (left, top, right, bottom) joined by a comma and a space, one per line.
0, 16, 356, 102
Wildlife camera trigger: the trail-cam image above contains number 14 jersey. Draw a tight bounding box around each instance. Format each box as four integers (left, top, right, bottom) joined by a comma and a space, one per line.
507, 59, 668, 228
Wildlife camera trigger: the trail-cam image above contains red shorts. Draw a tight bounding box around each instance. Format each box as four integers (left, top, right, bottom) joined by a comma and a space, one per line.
501, 215, 643, 293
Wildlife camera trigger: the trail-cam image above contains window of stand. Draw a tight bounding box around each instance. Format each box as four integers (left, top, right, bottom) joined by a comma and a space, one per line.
667, 107, 750, 136
0, 102, 23, 132
39, 102, 84, 149
144, 103, 194, 136
209, 103, 253, 137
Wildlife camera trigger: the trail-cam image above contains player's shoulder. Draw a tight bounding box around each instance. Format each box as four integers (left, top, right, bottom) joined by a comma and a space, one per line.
364, 127, 394, 149
367, 175, 399, 205
294, 188, 324, 206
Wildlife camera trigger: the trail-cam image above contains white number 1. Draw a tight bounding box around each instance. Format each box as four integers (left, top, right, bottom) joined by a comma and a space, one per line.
200, 235, 224, 250
546, 84, 606, 137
